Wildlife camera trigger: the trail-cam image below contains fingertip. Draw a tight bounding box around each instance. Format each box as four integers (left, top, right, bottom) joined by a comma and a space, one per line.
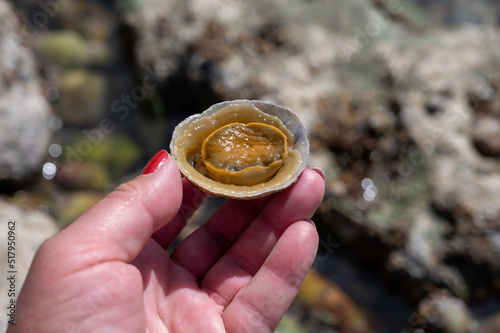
222, 219, 319, 331
134, 155, 184, 227
288, 168, 325, 206
311, 167, 325, 180
303, 168, 326, 186
271, 220, 319, 290
289, 220, 319, 256
306, 219, 317, 228
308, 168, 326, 194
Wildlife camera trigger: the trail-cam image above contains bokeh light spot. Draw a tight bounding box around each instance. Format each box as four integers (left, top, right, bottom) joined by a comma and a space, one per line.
46, 87, 60, 101
48, 117, 63, 131
42, 162, 57, 180
48, 143, 62, 157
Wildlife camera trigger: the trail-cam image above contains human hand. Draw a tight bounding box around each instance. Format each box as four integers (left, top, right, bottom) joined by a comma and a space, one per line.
9, 150, 324, 332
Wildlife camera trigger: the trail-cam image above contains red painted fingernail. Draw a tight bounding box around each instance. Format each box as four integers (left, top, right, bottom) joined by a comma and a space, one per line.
311, 167, 325, 180
142, 150, 169, 175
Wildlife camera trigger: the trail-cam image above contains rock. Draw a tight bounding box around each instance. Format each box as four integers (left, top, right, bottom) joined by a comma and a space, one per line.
309, 21, 500, 314
404, 212, 442, 274
480, 311, 500, 333
59, 161, 111, 191
366, 26, 500, 299
472, 115, 500, 156
34, 0, 116, 67
0, 198, 58, 332
383, 209, 469, 298
120, 0, 410, 130
51, 191, 105, 228
431, 157, 500, 267
37, 30, 89, 68
414, 290, 479, 333
58, 69, 107, 126
411, 0, 499, 27
296, 270, 373, 333
60, 134, 141, 181
56, 0, 117, 45
276, 314, 307, 333
121, 0, 500, 328
0, 0, 51, 185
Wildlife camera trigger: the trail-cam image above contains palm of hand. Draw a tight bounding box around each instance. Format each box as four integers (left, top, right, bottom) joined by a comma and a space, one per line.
81, 242, 233, 332
137, 241, 231, 332
135, 195, 320, 332
69, 199, 317, 333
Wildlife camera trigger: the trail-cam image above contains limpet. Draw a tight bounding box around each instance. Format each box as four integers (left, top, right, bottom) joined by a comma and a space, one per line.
170, 99, 309, 199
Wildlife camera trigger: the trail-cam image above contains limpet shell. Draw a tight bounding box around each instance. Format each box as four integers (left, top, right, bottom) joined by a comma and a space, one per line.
170, 99, 309, 199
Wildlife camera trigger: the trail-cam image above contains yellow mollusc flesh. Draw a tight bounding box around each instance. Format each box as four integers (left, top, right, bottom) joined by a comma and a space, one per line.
201, 122, 288, 186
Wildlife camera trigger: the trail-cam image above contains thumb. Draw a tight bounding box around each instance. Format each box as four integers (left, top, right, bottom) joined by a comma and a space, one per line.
42, 152, 182, 275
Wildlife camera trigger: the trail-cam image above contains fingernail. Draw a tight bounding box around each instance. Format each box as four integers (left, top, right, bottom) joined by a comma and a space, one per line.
142, 150, 169, 175
311, 167, 325, 180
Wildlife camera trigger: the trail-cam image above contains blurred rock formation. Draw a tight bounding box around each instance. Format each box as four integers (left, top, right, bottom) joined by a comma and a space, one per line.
0, 0, 51, 188
120, 0, 500, 331
0, 198, 58, 332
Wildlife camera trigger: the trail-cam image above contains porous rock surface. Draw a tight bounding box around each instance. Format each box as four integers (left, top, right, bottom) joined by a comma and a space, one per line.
122, 0, 500, 330
0, 0, 51, 184
0, 199, 58, 332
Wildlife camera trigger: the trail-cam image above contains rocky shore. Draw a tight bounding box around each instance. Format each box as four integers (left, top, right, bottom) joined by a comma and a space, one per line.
2, 0, 500, 331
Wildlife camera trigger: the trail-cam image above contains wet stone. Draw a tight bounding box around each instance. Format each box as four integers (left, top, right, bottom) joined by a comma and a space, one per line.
472, 115, 500, 157
0, 1, 51, 186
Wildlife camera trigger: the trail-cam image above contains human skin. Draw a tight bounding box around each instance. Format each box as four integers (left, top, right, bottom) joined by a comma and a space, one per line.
8, 152, 324, 333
